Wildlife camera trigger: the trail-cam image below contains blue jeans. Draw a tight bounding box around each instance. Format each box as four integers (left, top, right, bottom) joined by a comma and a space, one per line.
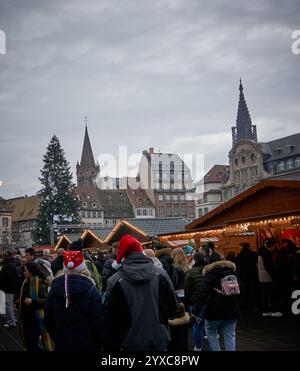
191, 305, 206, 349
5, 294, 17, 326
205, 319, 237, 351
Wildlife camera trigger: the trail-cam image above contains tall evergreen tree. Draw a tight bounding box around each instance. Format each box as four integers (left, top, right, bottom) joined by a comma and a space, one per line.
33, 135, 81, 245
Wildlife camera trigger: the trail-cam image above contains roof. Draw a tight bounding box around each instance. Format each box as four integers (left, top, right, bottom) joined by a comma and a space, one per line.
90, 228, 113, 240
98, 189, 134, 218
126, 181, 155, 208
8, 196, 40, 222
186, 179, 300, 230
203, 165, 228, 184
79, 126, 97, 168
0, 196, 11, 212
263, 132, 300, 162
74, 187, 103, 209
124, 218, 191, 237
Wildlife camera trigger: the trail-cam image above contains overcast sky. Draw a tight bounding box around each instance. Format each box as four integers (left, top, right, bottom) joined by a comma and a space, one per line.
0, 0, 299, 198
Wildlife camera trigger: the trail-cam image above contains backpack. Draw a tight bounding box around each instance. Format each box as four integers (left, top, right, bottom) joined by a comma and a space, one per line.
214, 275, 240, 296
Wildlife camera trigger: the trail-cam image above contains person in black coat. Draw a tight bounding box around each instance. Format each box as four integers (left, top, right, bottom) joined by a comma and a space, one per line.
51, 248, 64, 276
101, 242, 120, 291
44, 250, 106, 351
94, 252, 106, 275
235, 242, 258, 312
154, 242, 178, 288
193, 258, 241, 351
168, 302, 190, 351
0, 252, 18, 328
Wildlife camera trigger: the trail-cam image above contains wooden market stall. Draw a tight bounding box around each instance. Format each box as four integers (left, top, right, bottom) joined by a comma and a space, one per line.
159, 180, 300, 257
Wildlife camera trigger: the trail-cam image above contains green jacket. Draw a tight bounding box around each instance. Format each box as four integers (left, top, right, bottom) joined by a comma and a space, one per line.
85, 260, 102, 292
184, 263, 206, 307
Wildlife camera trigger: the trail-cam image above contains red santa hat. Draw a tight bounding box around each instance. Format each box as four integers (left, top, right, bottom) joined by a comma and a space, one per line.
116, 234, 143, 264
63, 250, 86, 272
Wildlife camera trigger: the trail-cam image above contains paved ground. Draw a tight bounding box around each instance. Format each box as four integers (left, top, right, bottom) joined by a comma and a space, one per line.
1, 312, 299, 351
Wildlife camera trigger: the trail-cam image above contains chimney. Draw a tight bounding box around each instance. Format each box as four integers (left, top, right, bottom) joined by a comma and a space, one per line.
149, 147, 154, 155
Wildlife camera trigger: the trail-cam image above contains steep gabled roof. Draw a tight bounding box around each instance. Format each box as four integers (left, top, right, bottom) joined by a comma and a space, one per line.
79, 126, 96, 168
186, 179, 300, 230
8, 196, 40, 222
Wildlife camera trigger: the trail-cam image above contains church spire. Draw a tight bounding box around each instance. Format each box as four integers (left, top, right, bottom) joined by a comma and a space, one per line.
76, 118, 100, 188
231, 79, 257, 146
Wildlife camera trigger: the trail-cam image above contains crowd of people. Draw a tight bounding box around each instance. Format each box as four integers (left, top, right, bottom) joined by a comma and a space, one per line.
0, 236, 299, 352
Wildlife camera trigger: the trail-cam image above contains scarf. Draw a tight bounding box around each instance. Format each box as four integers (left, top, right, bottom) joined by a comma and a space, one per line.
19, 276, 52, 351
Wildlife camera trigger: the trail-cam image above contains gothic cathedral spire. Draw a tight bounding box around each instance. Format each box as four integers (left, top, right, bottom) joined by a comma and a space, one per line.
231, 79, 257, 146
76, 117, 100, 187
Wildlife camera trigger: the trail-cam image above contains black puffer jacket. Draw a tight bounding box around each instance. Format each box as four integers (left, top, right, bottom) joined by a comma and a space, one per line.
155, 248, 178, 287
101, 253, 120, 291
193, 260, 241, 321
44, 272, 106, 351
0, 258, 19, 294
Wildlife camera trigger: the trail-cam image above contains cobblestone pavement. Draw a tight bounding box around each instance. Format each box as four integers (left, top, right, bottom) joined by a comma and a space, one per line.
1, 313, 299, 351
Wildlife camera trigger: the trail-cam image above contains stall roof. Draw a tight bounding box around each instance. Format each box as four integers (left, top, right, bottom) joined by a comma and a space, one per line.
186, 179, 300, 230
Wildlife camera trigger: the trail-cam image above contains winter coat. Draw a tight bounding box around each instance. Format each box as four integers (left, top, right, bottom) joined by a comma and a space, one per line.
105, 252, 177, 351
193, 260, 241, 321
44, 272, 106, 351
94, 257, 106, 275
184, 262, 206, 307
168, 312, 190, 352
101, 253, 120, 291
236, 247, 258, 284
155, 248, 178, 288
51, 255, 64, 276
0, 258, 19, 294
257, 247, 274, 283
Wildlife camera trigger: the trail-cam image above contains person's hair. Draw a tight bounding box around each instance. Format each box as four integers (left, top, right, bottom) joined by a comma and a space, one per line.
207, 241, 215, 251
57, 248, 64, 256
265, 238, 276, 249
144, 249, 155, 258
69, 239, 84, 251
193, 252, 206, 265
226, 251, 236, 262
43, 249, 51, 256
241, 242, 251, 250
201, 245, 211, 256
172, 247, 189, 272
24, 262, 45, 280
152, 240, 168, 251
25, 248, 35, 257
4, 251, 14, 259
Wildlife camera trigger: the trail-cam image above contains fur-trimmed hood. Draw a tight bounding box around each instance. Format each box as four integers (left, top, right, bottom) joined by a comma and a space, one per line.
168, 312, 190, 327
203, 260, 236, 276
155, 247, 172, 258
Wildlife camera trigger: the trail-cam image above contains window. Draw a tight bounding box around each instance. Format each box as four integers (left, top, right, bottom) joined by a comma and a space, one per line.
87, 223, 91, 228
93, 223, 97, 229
235, 158, 238, 166
173, 195, 178, 201
81, 211, 86, 218
108, 200, 112, 205
143, 209, 147, 216
137, 198, 142, 204
2, 217, 9, 227
105, 220, 109, 225
242, 156, 246, 164
132, 190, 135, 195
180, 195, 185, 201
146, 199, 150, 205
137, 209, 142, 216
82, 202, 87, 208
158, 195, 164, 201
295, 158, 300, 167
286, 145, 295, 153
198, 209, 203, 217
251, 153, 256, 162
166, 195, 171, 201
87, 211, 91, 218
76, 195, 80, 200
92, 211, 97, 218
286, 159, 294, 169
92, 202, 97, 208
204, 207, 209, 214
273, 148, 283, 156
159, 207, 165, 214
277, 162, 285, 172
121, 200, 125, 205
113, 219, 117, 226
149, 209, 153, 216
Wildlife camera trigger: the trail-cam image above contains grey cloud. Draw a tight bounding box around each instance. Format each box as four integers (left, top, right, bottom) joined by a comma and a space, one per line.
0, 0, 299, 198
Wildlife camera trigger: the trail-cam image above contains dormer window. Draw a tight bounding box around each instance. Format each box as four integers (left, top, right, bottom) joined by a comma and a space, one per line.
86, 195, 90, 200
273, 148, 283, 156
92, 202, 97, 208
82, 202, 87, 208
138, 198, 142, 204
286, 145, 295, 154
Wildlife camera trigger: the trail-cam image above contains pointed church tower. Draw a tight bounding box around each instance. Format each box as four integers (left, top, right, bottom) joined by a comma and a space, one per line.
231, 79, 257, 146
76, 117, 100, 187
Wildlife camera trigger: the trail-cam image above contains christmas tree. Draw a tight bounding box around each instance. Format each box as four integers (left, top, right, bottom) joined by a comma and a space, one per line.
33, 135, 81, 245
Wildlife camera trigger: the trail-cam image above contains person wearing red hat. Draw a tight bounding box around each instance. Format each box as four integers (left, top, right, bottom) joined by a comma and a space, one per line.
105, 234, 177, 351
44, 250, 106, 351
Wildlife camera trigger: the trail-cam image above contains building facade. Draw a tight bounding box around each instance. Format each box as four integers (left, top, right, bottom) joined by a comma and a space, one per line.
0, 197, 12, 253
138, 148, 196, 219
195, 165, 228, 218
7, 196, 40, 249
223, 81, 300, 201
